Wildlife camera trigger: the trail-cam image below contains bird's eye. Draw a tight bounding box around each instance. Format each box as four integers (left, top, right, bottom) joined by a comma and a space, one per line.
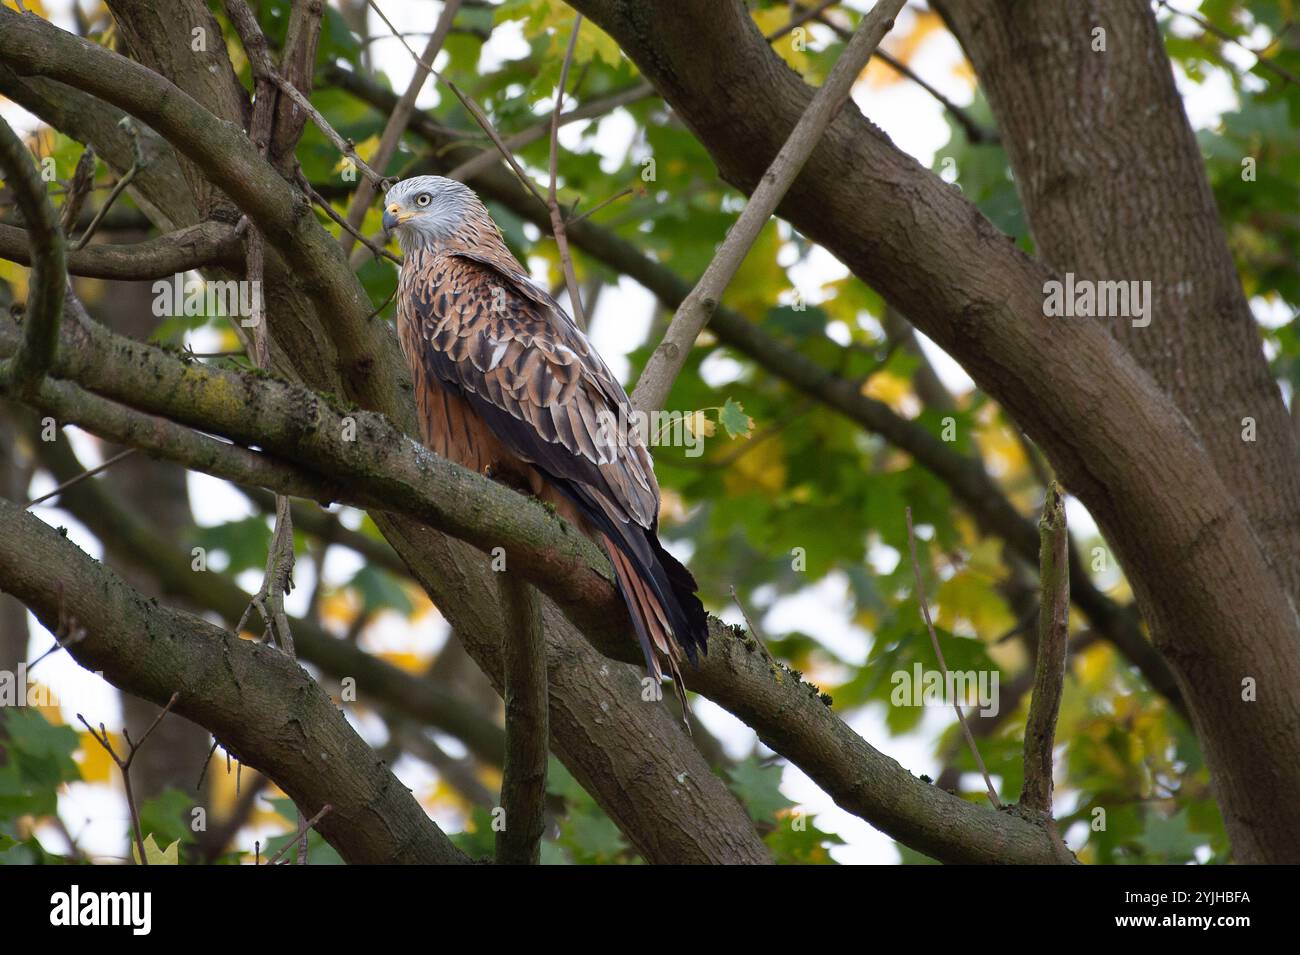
416, 193, 432, 207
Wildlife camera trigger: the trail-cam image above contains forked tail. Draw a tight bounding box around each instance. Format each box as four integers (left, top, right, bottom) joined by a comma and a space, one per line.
601, 527, 708, 726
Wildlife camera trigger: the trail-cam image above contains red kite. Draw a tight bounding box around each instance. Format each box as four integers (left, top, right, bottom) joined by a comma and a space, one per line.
384, 175, 707, 701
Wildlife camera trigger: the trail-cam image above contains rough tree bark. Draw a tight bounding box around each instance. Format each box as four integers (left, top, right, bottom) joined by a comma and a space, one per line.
0, 6, 772, 864
562, 0, 1300, 862
2, 1, 1295, 863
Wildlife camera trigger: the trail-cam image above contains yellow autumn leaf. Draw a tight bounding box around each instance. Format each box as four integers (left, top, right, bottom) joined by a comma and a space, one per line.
333, 134, 381, 176
319, 588, 360, 629
131, 833, 180, 865
77, 729, 123, 784
964, 536, 1007, 578
658, 487, 688, 524
680, 409, 716, 441
935, 570, 1015, 637
723, 434, 787, 496
865, 9, 945, 87
406, 586, 436, 622
0, 258, 29, 302
752, 8, 810, 75
566, 16, 622, 68
376, 650, 430, 675
2, 0, 48, 15
722, 220, 788, 315
951, 56, 976, 87
861, 370, 918, 417
973, 419, 1029, 481
508, 0, 623, 67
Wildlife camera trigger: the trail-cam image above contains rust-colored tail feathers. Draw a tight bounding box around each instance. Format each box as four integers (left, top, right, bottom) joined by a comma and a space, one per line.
601, 531, 705, 728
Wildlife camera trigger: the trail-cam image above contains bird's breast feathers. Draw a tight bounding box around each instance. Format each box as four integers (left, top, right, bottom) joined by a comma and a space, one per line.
397, 246, 660, 529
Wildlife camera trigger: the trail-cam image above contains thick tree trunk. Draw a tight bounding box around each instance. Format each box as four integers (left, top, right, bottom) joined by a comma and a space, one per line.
936, 0, 1300, 863
936, 0, 1300, 604
567, 0, 1300, 861
17, 2, 771, 864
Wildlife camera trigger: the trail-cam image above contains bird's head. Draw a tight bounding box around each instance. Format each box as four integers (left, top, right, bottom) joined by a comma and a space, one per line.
382, 175, 481, 254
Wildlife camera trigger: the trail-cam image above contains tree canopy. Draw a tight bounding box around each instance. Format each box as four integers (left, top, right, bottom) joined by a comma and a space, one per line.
0, 0, 1297, 866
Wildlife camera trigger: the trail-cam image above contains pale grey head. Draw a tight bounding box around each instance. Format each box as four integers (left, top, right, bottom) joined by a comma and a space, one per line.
382, 175, 481, 254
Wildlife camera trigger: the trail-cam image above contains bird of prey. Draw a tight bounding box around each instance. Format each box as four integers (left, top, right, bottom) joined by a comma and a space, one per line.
383, 175, 707, 701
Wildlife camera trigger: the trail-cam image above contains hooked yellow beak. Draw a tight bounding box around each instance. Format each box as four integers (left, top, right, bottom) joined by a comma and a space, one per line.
382, 202, 411, 233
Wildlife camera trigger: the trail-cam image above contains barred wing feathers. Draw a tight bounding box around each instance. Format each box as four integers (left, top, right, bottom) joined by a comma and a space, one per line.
398, 247, 707, 675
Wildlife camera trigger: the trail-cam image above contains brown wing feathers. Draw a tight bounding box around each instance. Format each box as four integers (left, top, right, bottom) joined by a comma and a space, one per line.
397, 246, 709, 682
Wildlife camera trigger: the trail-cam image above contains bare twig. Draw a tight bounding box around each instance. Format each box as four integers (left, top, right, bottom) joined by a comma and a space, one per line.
262, 803, 333, 865
1157, 0, 1300, 87
631, 0, 907, 413
276, 79, 386, 187
58, 146, 96, 235
78, 691, 181, 866
494, 573, 548, 865
1020, 482, 1070, 816
225, 0, 386, 188
25, 580, 87, 672
339, 0, 463, 256
905, 507, 1000, 809
445, 82, 654, 184
0, 115, 65, 398
565, 186, 636, 227
299, 172, 403, 265
445, 81, 549, 207
68, 119, 145, 251
25, 447, 136, 508
363, 0, 423, 62
547, 14, 587, 328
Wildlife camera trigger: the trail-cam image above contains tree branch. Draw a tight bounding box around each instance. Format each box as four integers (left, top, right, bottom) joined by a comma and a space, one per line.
0, 114, 65, 398
35, 419, 511, 776
338, 0, 462, 256
0, 496, 469, 864
0, 303, 1063, 863
0, 220, 242, 279
546, 14, 587, 329
630, 0, 905, 412
1020, 482, 1070, 817
494, 572, 548, 865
